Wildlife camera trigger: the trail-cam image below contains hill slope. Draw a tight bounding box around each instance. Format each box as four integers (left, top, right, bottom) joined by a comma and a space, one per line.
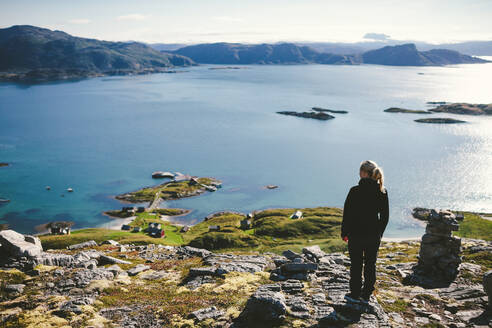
0, 25, 195, 82
362, 43, 487, 66
173, 42, 357, 65
174, 42, 488, 66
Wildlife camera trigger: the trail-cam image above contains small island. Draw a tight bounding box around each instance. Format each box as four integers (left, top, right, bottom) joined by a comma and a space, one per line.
415, 117, 467, 124
429, 103, 492, 116
115, 176, 221, 204
0, 163, 8, 167
384, 107, 431, 114
312, 107, 348, 114
277, 111, 335, 120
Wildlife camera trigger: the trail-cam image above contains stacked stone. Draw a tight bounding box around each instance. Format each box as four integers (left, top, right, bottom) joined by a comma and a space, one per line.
417, 209, 462, 283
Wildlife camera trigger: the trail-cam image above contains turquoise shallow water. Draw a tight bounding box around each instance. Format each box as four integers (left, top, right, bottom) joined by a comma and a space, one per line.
0, 64, 491, 237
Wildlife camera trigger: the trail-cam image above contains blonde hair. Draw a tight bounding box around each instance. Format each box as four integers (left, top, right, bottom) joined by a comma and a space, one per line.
360, 160, 385, 192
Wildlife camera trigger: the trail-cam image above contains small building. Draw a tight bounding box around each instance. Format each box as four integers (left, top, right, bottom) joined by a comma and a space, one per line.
152, 171, 174, 179
240, 219, 251, 230
137, 207, 146, 213
246, 213, 254, 219
180, 226, 190, 233
50, 226, 71, 235
290, 210, 303, 220
48, 221, 73, 235
132, 226, 142, 233
208, 225, 220, 231
205, 185, 217, 192
122, 207, 137, 215
148, 222, 161, 230
149, 228, 165, 238
121, 224, 131, 231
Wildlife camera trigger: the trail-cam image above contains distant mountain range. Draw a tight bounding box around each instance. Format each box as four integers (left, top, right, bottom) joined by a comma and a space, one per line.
0, 25, 194, 82
0, 25, 489, 83
152, 40, 492, 56
172, 42, 488, 66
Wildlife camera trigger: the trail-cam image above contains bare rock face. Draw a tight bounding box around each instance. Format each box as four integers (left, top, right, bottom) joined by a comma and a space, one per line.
0, 229, 43, 258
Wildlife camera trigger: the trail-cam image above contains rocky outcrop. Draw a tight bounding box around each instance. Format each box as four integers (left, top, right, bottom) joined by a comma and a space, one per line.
429, 103, 492, 116
406, 210, 463, 287
67, 240, 97, 250
277, 110, 335, 120
415, 117, 467, 124
1, 228, 490, 327
0, 229, 43, 258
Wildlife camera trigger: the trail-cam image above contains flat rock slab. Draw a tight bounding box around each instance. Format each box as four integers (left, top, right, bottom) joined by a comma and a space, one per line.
68, 240, 97, 250
99, 255, 132, 265
281, 262, 318, 274
176, 246, 212, 258
127, 264, 150, 276
4, 284, 25, 294
189, 306, 225, 321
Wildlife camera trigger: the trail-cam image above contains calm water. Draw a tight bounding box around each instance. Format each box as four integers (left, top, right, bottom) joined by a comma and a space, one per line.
1, 63, 491, 237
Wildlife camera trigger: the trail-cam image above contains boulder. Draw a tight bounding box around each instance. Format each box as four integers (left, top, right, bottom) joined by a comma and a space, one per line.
0, 230, 43, 258
302, 245, 325, 262
241, 286, 287, 324
127, 264, 150, 276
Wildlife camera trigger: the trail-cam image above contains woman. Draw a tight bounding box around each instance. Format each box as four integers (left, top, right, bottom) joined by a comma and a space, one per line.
341, 160, 389, 303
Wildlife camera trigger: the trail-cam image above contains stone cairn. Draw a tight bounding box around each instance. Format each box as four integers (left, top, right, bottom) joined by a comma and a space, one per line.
408, 209, 463, 287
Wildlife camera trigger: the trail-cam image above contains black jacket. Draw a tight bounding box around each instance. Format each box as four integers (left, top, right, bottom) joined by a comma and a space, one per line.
341, 178, 389, 239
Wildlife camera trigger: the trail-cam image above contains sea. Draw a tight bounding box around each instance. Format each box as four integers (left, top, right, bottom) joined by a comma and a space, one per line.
1, 62, 491, 237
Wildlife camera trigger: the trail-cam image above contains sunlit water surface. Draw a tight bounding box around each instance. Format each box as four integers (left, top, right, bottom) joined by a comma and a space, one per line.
0, 62, 491, 237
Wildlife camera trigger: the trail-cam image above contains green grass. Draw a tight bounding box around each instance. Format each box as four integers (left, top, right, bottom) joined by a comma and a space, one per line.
40, 207, 347, 252
39, 226, 182, 249
462, 251, 492, 270
453, 212, 492, 241
378, 298, 409, 313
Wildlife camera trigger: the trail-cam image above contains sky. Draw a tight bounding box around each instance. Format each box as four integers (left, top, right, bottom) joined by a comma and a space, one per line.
1, 0, 491, 44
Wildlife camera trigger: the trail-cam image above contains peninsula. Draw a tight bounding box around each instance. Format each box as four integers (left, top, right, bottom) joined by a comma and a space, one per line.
0, 25, 195, 83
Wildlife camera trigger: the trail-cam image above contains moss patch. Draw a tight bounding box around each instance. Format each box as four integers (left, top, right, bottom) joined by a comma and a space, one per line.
453, 212, 492, 241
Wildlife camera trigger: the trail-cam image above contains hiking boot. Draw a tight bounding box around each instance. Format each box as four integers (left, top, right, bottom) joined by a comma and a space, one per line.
360, 293, 371, 304
344, 292, 361, 303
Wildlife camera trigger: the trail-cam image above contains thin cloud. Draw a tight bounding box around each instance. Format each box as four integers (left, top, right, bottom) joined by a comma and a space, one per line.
68, 18, 91, 24
212, 16, 243, 23
116, 14, 148, 21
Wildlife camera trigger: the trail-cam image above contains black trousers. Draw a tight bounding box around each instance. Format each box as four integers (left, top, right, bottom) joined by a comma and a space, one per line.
348, 235, 381, 297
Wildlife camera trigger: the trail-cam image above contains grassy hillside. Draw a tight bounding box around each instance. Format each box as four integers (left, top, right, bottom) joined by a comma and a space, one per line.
40, 207, 346, 253
39, 208, 491, 252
